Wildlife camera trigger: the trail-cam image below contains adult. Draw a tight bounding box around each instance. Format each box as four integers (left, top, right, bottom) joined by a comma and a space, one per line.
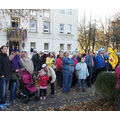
20, 51, 35, 92
42, 64, 56, 97
31, 51, 41, 74
71, 53, 78, 87
56, 51, 64, 88
85, 49, 94, 87
46, 52, 55, 68
62, 51, 75, 93
9, 52, 21, 103
0, 46, 10, 109
104, 52, 109, 72
115, 56, 120, 111
95, 47, 105, 77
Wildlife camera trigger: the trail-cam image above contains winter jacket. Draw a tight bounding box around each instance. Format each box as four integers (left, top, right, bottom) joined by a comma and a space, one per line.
10, 54, 21, 81
95, 54, 105, 69
32, 54, 44, 71
85, 54, 94, 68
47, 67, 56, 83
75, 62, 89, 79
115, 63, 120, 89
38, 69, 49, 88
56, 57, 62, 72
0, 53, 10, 77
62, 57, 75, 73
46, 57, 55, 68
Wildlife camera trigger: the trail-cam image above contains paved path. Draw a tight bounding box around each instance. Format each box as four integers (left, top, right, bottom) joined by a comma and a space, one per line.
1, 85, 102, 111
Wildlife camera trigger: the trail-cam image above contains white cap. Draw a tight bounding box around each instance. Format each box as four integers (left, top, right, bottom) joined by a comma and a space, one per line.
42, 64, 47, 68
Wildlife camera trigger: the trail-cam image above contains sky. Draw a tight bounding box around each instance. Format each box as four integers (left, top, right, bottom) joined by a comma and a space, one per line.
77, 0, 120, 23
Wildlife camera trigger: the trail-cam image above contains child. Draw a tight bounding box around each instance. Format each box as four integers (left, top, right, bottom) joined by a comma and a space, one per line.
38, 64, 49, 100
75, 56, 89, 92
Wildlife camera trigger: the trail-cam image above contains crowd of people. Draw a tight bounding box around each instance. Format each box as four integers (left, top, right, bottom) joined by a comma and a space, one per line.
0, 45, 117, 110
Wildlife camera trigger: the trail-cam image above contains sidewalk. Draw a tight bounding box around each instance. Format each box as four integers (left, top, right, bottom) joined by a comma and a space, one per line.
1, 85, 102, 111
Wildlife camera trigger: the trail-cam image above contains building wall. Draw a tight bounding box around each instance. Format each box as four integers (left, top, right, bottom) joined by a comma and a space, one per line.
0, 9, 78, 58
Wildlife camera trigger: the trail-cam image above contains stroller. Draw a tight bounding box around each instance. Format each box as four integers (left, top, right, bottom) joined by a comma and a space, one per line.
18, 70, 38, 104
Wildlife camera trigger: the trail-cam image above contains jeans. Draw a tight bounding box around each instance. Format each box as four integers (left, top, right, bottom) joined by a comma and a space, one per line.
51, 83, 54, 95
10, 81, 18, 102
87, 67, 93, 87
77, 79, 85, 89
40, 89, 47, 97
56, 71, 63, 87
0, 77, 9, 104
62, 71, 73, 92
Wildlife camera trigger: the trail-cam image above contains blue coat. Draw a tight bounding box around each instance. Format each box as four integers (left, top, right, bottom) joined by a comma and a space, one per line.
95, 54, 105, 69
62, 57, 75, 73
85, 54, 94, 67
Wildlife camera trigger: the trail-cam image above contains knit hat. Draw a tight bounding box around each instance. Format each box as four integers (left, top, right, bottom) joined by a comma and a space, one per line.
42, 64, 47, 68
98, 47, 104, 53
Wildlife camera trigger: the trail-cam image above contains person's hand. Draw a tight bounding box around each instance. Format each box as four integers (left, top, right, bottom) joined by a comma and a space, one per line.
1, 75, 4, 78
105, 60, 107, 63
16, 69, 19, 72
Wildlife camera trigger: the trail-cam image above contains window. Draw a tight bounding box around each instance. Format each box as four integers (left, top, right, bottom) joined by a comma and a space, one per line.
30, 20, 37, 32
60, 9, 65, 14
43, 10, 50, 18
44, 43, 49, 50
60, 44, 64, 51
11, 18, 19, 27
43, 22, 50, 33
30, 42, 36, 52
60, 24, 64, 33
30, 10, 37, 16
67, 9, 72, 15
67, 44, 71, 51
67, 24, 72, 34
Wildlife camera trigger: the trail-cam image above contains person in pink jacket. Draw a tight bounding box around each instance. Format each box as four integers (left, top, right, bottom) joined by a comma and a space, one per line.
115, 56, 120, 111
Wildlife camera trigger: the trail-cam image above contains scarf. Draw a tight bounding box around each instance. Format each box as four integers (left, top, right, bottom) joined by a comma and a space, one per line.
21, 57, 34, 75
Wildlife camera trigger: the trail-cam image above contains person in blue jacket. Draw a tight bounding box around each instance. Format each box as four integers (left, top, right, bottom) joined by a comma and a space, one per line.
62, 51, 75, 93
104, 52, 109, 72
95, 47, 105, 76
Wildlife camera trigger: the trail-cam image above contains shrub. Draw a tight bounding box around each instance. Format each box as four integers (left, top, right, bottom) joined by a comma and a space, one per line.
95, 71, 118, 102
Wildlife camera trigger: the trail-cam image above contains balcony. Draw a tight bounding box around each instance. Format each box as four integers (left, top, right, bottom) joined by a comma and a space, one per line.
7, 27, 27, 41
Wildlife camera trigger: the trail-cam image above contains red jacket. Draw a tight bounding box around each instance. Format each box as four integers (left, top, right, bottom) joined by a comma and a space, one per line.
39, 75, 49, 87
56, 57, 62, 72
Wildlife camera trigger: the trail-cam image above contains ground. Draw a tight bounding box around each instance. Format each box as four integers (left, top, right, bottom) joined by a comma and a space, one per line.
0, 85, 109, 111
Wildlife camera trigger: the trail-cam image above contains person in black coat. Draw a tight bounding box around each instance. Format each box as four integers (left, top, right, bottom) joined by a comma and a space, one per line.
0, 45, 10, 109
31, 51, 45, 74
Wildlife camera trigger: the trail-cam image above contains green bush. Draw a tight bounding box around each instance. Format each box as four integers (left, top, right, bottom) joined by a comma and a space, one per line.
95, 71, 118, 101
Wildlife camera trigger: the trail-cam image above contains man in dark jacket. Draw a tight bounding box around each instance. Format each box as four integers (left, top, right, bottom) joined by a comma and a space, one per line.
0, 45, 10, 109
85, 49, 94, 87
31, 51, 44, 74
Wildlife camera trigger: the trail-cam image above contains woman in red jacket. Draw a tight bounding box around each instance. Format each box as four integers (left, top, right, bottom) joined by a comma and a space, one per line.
56, 51, 64, 88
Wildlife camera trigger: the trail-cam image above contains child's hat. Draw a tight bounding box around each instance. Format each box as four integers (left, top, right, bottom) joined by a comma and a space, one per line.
42, 64, 47, 68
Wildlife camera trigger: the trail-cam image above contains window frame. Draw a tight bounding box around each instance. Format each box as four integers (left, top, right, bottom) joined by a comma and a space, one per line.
30, 42, 36, 52
43, 21, 50, 33
67, 44, 71, 51
60, 23, 64, 33
67, 24, 72, 34
60, 44, 64, 51
44, 43, 49, 51
60, 9, 65, 14
43, 10, 50, 18
67, 9, 72, 15
29, 19, 37, 33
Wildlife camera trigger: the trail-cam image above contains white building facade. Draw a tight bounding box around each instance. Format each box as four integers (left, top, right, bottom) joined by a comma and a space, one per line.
0, 9, 78, 57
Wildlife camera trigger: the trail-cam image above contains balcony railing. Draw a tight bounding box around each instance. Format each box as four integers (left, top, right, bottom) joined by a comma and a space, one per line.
7, 27, 27, 41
